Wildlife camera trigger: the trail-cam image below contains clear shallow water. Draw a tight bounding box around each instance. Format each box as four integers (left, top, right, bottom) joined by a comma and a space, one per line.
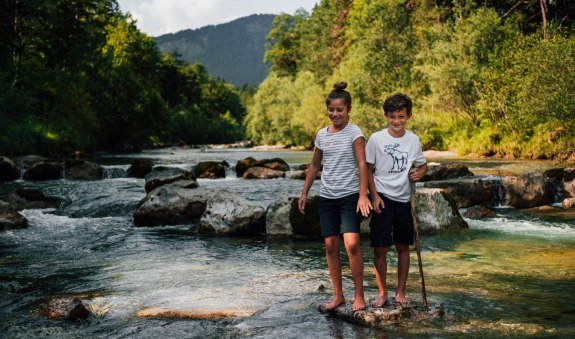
1, 148, 574, 338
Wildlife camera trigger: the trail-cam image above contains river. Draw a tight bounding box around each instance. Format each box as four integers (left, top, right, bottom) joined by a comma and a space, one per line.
1, 147, 574, 338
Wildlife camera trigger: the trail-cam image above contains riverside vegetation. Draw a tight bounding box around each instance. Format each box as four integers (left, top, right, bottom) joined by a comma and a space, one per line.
1, 1, 574, 161
246, 0, 575, 162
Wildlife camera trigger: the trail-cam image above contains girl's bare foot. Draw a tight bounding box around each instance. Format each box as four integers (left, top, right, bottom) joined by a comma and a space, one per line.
325, 296, 346, 311
372, 293, 388, 308
352, 296, 366, 311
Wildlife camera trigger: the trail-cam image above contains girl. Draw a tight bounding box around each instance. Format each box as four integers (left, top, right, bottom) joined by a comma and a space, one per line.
298, 82, 372, 311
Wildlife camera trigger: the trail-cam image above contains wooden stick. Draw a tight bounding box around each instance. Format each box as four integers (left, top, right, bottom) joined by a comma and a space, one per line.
410, 180, 429, 312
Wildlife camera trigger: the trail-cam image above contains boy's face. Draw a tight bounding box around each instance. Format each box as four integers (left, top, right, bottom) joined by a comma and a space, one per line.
327, 98, 351, 128
385, 108, 411, 136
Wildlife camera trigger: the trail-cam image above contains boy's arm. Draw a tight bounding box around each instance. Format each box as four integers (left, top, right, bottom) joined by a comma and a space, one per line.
352, 137, 372, 217
298, 148, 322, 214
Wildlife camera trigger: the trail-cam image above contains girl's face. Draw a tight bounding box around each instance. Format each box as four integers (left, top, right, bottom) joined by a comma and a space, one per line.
327, 98, 350, 128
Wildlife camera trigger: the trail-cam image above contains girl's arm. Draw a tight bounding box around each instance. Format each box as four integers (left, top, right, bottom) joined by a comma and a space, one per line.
298, 148, 323, 214
353, 137, 372, 217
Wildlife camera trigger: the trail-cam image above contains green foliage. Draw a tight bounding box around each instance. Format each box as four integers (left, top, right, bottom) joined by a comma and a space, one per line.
0, 0, 246, 156
249, 0, 575, 161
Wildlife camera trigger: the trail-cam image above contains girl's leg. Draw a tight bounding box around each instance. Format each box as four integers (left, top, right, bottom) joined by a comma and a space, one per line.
343, 232, 365, 311
373, 246, 389, 307
324, 235, 345, 310
395, 243, 410, 304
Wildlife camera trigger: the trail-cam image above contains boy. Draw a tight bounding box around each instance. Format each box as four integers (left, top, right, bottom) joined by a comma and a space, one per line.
365, 93, 427, 307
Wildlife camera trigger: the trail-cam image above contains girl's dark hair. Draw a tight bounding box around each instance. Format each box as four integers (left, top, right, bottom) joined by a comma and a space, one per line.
326, 82, 352, 108
383, 93, 412, 116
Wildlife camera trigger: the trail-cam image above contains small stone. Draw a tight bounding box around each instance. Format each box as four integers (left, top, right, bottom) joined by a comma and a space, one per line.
38, 297, 90, 320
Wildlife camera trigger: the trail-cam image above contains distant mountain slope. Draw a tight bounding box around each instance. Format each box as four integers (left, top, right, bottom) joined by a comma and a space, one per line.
155, 14, 274, 86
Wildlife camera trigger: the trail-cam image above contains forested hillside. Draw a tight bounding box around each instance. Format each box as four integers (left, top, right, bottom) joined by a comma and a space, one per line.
247, 0, 575, 161
155, 14, 275, 86
0, 0, 245, 156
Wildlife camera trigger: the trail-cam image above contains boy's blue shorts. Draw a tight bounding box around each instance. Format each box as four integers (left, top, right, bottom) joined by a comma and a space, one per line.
369, 192, 414, 247
319, 193, 361, 237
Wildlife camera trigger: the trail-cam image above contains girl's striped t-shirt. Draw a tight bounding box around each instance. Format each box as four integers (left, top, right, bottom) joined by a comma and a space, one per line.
314, 123, 364, 199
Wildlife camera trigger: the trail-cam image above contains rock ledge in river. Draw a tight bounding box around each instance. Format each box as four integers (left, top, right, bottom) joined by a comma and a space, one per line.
136, 306, 260, 319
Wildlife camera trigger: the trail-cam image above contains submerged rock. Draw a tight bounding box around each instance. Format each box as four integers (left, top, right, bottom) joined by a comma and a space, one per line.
421, 163, 474, 181
0, 156, 20, 182
64, 159, 103, 180
144, 167, 196, 193
23, 162, 62, 181
38, 297, 90, 321
136, 306, 260, 319
6, 189, 60, 210
197, 191, 265, 236
563, 198, 575, 209
502, 171, 553, 208
194, 161, 226, 179
462, 205, 497, 219
318, 302, 441, 329
0, 201, 28, 230
127, 159, 153, 178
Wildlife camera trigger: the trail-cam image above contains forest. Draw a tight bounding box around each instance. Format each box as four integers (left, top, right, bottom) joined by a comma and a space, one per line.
0, 0, 245, 156
247, 0, 575, 161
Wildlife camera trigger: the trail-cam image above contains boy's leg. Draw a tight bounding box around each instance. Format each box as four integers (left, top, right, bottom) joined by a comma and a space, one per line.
373, 246, 389, 307
343, 232, 365, 311
395, 243, 410, 304
324, 235, 345, 310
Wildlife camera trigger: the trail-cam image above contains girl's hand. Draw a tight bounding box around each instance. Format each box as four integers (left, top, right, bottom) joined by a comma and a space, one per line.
372, 194, 385, 214
298, 194, 307, 214
356, 194, 372, 217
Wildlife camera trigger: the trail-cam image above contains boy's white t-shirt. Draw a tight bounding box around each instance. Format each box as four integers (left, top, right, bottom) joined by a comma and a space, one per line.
315, 123, 365, 199
366, 129, 426, 203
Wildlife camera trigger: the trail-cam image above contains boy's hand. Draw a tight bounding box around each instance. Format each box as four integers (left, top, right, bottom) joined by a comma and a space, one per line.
409, 167, 424, 182
298, 194, 307, 214
356, 194, 372, 217
372, 194, 385, 214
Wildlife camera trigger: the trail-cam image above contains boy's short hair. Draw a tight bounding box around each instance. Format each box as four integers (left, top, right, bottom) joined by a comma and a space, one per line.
383, 93, 412, 116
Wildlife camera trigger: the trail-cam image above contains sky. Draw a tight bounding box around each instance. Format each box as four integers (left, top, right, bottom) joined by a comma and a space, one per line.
116, 0, 319, 37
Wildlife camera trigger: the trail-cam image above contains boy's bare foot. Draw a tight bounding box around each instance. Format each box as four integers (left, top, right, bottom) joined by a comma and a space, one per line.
395, 292, 408, 305
352, 296, 366, 311
325, 296, 346, 311
372, 293, 388, 308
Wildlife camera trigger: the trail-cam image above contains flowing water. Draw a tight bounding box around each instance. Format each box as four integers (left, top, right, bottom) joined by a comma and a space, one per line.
1, 147, 574, 338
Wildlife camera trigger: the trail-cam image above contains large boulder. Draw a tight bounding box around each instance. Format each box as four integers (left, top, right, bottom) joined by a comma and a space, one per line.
64, 159, 103, 180
0, 201, 28, 230
6, 189, 60, 210
0, 156, 20, 182
266, 195, 321, 237
420, 163, 474, 182
243, 167, 285, 179
235, 157, 289, 177
422, 177, 501, 208
197, 191, 265, 236
127, 159, 153, 178
413, 188, 468, 234
134, 180, 206, 226
502, 171, 554, 208
289, 169, 321, 180
144, 167, 196, 193
38, 297, 90, 321
23, 162, 62, 181
194, 161, 226, 179
563, 168, 575, 198
266, 189, 466, 237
